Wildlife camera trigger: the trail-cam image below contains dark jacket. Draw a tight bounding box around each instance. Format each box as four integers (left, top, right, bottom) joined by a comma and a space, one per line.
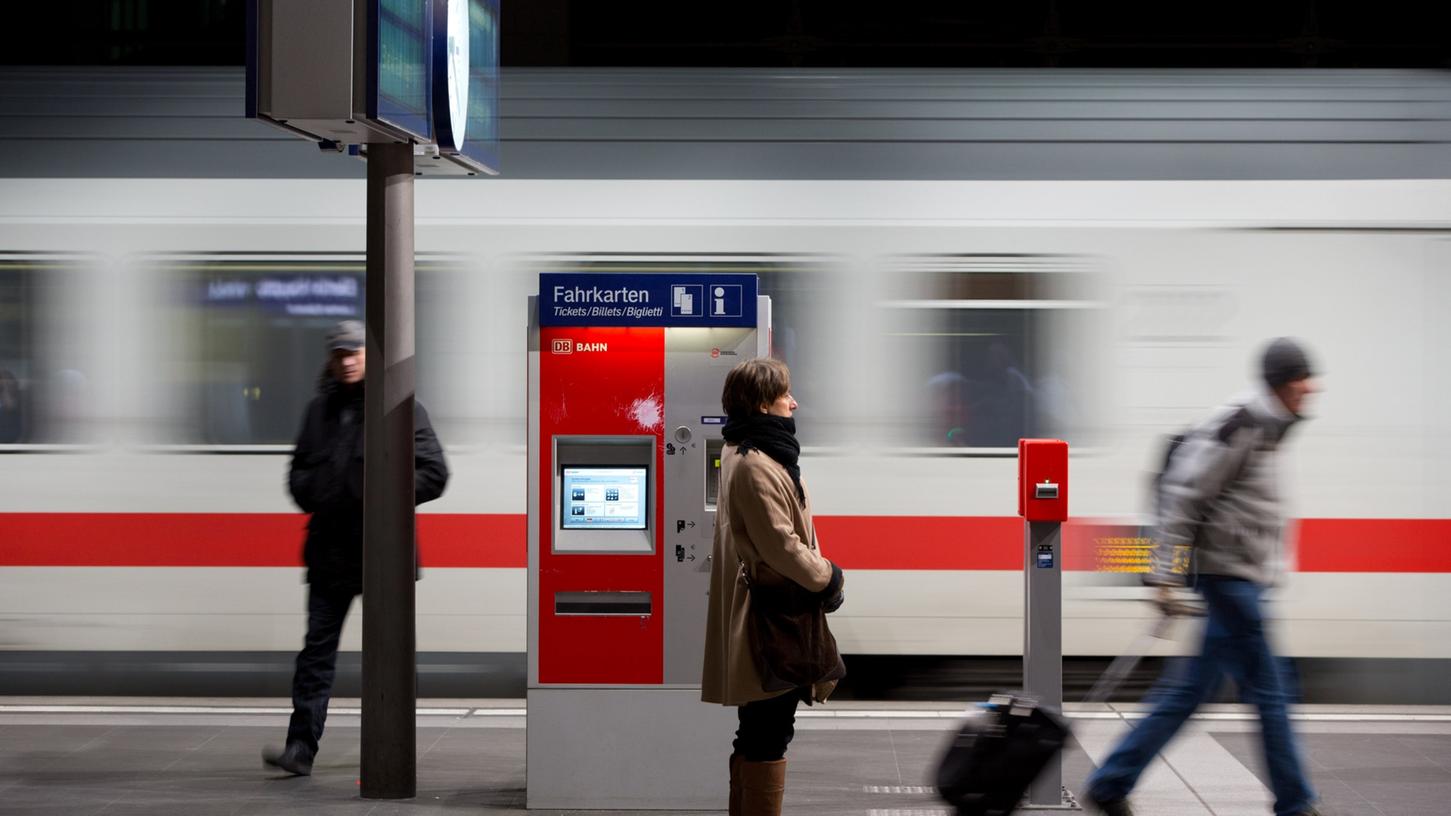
288, 374, 449, 593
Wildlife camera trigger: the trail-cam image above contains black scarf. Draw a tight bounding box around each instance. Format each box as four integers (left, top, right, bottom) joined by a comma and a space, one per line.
722, 413, 805, 506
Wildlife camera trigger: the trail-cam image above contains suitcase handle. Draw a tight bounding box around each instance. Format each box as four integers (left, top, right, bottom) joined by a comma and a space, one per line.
1083, 600, 1203, 704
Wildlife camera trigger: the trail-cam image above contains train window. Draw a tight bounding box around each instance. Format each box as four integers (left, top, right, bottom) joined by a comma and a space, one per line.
0, 256, 93, 445
884, 255, 1105, 450
154, 256, 463, 447
744, 262, 843, 447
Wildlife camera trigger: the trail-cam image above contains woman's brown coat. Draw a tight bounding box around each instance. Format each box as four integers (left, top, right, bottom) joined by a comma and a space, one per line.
701, 442, 837, 706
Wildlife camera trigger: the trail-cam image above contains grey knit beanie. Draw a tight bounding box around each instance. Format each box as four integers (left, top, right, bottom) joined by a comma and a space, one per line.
1261, 337, 1314, 388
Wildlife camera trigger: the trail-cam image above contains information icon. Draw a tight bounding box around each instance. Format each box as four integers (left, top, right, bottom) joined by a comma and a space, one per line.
709, 284, 743, 317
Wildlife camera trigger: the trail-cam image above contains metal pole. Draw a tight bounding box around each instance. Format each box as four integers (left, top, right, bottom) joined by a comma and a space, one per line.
1025, 520, 1063, 807
361, 141, 416, 800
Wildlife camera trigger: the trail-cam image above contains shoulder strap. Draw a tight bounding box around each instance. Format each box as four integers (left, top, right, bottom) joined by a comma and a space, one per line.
1218, 406, 1260, 491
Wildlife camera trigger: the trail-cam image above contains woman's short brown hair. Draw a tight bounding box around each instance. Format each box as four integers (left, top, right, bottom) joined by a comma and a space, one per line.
721, 357, 791, 417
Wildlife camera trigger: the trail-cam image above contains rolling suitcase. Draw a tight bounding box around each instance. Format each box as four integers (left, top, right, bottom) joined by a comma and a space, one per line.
934, 692, 1070, 816
934, 609, 1190, 815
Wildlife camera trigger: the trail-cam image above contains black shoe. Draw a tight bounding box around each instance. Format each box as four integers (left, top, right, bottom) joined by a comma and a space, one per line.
262, 743, 314, 776
1084, 790, 1134, 816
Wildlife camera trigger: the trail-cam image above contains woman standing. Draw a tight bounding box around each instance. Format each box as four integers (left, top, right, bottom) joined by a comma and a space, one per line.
702, 358, 846, 816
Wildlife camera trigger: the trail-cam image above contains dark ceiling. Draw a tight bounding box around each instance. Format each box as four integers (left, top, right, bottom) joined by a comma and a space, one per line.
3, 0, 1449, 69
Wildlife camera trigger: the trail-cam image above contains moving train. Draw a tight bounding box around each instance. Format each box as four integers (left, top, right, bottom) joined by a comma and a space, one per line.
0, 67, 1446, 699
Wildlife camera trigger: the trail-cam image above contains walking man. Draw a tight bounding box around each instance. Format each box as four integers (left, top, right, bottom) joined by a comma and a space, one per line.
1085, 338, 1321, 816
263, 320, 449, 775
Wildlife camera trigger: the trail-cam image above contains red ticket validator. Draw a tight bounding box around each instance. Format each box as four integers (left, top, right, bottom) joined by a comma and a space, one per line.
1018, 438, 1068, 522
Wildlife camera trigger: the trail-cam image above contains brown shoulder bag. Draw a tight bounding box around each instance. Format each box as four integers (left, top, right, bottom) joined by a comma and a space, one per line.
739, 559, 846, 692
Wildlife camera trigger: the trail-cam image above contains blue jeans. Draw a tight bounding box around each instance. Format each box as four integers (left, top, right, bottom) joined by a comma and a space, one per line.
285, 586, 357, 758
1087, 576, 1315, 816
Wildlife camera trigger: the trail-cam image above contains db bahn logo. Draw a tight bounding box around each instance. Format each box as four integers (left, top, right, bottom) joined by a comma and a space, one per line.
551, 338, 609, 354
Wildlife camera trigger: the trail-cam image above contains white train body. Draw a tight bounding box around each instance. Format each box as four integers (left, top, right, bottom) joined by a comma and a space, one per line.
1, 177, 1447, 668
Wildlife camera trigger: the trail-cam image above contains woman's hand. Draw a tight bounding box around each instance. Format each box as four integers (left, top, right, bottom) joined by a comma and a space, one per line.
821, 562, 845, 613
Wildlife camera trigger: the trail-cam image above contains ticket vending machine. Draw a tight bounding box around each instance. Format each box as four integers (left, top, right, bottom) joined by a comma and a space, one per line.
527, 273, 769, 809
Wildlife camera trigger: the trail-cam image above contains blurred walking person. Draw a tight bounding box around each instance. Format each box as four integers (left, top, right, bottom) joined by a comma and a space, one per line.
263, 320, 449, 776
1085, 338, 1321, 816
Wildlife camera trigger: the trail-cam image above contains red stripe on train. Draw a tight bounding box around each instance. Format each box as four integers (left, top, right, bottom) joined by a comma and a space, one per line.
1293, 518, 1451, 572
0, 513, 528, 568
1, 513, 1447, 572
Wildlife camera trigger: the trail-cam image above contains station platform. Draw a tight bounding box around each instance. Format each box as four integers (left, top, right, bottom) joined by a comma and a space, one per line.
2, 698, 1447, 815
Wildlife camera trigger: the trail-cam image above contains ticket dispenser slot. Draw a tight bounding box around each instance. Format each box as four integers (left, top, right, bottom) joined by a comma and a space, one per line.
554, 591, 652, 616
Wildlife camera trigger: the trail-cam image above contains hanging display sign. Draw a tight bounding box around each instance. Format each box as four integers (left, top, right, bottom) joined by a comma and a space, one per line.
246, 0, 499, 176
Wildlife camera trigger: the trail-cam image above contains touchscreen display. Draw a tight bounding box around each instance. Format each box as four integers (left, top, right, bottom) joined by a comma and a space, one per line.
561, 467, 647, 530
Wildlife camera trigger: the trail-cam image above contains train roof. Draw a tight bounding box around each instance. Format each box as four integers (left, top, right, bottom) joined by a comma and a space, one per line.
2, 66, 1450, 181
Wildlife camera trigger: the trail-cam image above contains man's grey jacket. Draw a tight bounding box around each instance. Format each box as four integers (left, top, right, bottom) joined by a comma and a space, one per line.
1149, 389, 1301, 587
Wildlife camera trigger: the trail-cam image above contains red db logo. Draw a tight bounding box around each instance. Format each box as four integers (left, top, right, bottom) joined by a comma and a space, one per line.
710, 348, 721, 359
551, 339, 573, 355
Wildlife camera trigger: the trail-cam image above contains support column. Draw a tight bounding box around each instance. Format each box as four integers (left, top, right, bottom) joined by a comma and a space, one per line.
361, 141, 416, 800
1024, 520, 1063, 807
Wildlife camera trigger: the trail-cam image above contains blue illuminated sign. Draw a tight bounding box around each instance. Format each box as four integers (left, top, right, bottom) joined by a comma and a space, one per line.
203, 275, 362, 317
539, 274, 759, 328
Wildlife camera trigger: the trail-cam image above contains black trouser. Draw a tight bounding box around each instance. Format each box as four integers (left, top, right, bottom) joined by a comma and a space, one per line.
286, 585, 357, 758
733, 690, 802, 762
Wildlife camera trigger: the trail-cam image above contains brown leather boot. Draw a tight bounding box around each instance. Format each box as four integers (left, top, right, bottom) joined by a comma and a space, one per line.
728, 753, 742, 816
737, 758, 786, 816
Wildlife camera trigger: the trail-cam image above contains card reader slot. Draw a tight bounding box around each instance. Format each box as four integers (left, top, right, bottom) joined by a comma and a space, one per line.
705, 438, 724, 510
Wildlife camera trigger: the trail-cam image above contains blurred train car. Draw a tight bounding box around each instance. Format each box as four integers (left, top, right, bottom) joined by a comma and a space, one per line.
0, 67, 1447, 699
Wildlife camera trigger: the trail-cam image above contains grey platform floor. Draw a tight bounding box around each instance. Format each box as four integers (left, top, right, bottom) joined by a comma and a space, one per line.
2, 699, 1449, 815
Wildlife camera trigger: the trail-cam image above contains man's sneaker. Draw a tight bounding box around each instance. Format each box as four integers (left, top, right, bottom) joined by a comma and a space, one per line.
262, 743, 314, 776
1083, 790, 1134, 816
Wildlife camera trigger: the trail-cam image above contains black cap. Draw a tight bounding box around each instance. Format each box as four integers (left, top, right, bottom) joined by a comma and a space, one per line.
326, 320, 364, 352
1261, 337, 1315, 388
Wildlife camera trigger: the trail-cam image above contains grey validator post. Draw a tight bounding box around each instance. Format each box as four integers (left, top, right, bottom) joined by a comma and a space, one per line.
1018, 439, 1076, 811
1025, 518, 1066, 808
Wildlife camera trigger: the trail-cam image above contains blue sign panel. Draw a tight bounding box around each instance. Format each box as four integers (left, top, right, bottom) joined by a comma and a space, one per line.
1036, 543, 1055, 569
540, 274, 759, 328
